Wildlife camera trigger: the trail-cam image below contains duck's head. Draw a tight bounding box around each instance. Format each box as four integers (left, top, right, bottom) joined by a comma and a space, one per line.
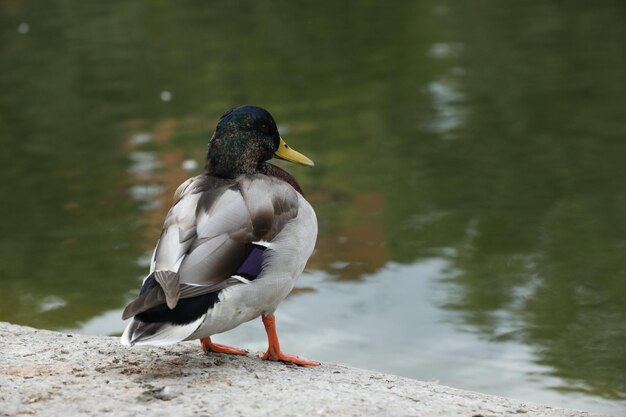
206, 105, 314, 178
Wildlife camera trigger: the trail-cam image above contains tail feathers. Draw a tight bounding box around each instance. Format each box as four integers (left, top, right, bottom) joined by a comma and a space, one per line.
122, 270, 181, 320
121, 287, 164, 320
120, 316, 204, 347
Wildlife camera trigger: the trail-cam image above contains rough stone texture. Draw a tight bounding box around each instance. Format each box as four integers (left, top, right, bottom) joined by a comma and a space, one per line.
0, 322, 609, 417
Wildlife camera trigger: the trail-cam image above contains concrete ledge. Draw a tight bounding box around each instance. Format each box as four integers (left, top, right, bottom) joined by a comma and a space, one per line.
0, 322, 606, 417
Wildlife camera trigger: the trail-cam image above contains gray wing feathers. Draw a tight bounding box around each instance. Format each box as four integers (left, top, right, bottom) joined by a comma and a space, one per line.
153, 270, 180, 309
236, 176, 299, 242
123, 174, 300, 319
195, 189, 250, 240
153, 188, 201, 271
177, 235, 246, 286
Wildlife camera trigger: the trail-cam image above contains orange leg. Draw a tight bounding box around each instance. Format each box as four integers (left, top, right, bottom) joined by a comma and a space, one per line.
200, 336, 247, 356
258, 314, 319, 366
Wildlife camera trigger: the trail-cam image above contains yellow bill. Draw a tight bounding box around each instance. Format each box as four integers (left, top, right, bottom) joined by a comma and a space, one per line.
273, 137, 314, 167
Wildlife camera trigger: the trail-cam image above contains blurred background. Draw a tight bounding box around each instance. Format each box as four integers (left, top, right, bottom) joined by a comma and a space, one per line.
1, 1, 625, 414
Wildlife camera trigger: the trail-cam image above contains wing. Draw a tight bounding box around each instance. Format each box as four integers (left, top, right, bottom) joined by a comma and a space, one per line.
122, 173, 300, 320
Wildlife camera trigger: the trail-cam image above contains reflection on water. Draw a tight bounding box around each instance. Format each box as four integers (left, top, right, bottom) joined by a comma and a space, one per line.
1, 1, 625, 415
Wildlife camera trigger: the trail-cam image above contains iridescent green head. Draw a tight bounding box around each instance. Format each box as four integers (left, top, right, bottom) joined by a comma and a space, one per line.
206, 105, 314, 178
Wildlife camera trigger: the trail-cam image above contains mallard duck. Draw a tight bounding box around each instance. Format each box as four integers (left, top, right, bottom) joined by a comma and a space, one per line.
121, 105, 318, 366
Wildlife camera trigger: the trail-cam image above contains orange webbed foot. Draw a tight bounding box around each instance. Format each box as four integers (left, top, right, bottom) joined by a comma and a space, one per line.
200, 337, 248, 356
259, 314, 320, 367
258, 350, 320, 366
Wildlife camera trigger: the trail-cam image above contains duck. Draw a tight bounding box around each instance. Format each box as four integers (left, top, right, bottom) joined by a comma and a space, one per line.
121, 105, 319, 366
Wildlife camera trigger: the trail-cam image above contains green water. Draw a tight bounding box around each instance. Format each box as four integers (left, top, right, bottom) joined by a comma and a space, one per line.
1, 1, 625, 414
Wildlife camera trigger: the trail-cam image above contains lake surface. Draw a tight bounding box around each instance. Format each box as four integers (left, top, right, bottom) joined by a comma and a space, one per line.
1, 1, 625, 415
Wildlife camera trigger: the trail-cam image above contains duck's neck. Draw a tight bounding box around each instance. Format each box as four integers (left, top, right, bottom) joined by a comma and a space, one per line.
259, 163, 306, 197
205, 137, 259, 178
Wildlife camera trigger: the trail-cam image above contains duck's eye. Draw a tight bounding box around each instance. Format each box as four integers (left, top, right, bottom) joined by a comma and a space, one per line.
259, 123, 272, 133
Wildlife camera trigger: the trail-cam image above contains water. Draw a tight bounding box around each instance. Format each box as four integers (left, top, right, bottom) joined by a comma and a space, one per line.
1, 1, 625, 415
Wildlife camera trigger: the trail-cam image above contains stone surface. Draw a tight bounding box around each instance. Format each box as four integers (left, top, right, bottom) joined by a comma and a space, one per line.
0, 322, 609, 417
